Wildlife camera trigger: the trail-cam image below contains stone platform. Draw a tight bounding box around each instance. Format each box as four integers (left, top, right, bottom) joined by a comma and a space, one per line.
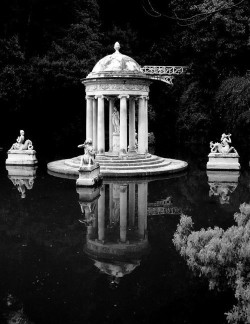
76, 163, 103, 186
6, 150, 38, 166
206, 153, 240, 170
47, 154, 188, 178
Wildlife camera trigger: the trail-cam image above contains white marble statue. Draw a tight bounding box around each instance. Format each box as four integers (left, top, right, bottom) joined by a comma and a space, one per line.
10, 130, 33, 150
78, 138, 96, 167
210, 133, 238, 154
112, 107, 120, 133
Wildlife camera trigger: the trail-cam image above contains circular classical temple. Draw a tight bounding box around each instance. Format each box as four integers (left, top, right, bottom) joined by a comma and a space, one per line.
47, 42, 187, 177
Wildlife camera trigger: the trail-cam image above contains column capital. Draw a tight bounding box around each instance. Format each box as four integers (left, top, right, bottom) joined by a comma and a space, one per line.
94, 95, 105, 99
106, 96, 116, 102
120, 184, 128, 192
85, 95, 94, 100
118, 94, 130, 99
138, 95, 149, 100
129, 96, 137, 102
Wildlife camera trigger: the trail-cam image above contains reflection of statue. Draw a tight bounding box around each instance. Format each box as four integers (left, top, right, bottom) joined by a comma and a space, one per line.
10, 178, 34, 199
79, 200, 97, 226
10, 130, 33, 150
208, 182, 237, 204
112, 107, 120, 133
210, 133, 238, 154
78, 138, 96, 167
110, 200, 120, 225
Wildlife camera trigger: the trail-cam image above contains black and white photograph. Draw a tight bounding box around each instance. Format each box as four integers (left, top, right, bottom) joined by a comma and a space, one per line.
0, 0, 249, 323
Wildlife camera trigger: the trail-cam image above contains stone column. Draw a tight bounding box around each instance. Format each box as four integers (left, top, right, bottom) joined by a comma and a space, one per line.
138, 182, 148, 239
145, 96, 149, 154
86, 96, 93, 140
128, 97, 136, 153
120, 185, 127, 243
108, 98, 115, 152
92, 98, 98, 151
109, 183, 113, 224
128, 183, 135, 227
119, 95, 129, 155
138, 96, 147, 155
98, 185, 105, 242
96, 95, 105, 155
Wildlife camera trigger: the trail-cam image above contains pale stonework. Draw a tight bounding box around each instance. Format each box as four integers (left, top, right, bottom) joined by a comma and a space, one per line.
6, 150, 38, 166
47, 42, 188, 177
206, 153, 240, 170
207, 133, 240, 170
7, 130, 38, 166
112, 133, 120, 153
76, 164, 102, 187
82, 43, 151, 159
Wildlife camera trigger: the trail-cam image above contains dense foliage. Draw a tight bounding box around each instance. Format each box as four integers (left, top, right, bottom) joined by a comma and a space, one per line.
173, 203, 250, 323
0, 0, 249, 155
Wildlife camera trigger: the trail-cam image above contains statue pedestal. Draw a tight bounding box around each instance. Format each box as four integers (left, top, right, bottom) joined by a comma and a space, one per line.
112, 133, 120, 154
206, 153, 240, 170
6, 150, 38, 166
76, 163, 103, 187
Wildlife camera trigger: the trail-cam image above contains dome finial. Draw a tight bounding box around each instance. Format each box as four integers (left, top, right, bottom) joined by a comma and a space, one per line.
114, 42, 120, 53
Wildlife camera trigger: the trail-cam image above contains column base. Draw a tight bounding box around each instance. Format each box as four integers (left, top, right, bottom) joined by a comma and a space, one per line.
97, 149, 105, 155
112, 133, 120, 154
128, 149, 137, 155
119, 149, 127, 156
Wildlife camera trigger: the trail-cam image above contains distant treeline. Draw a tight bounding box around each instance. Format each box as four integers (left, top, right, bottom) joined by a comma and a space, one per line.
0, 0, 249, 158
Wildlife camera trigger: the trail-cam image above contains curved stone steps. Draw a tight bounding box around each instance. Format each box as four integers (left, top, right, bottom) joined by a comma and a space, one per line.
66, 154, 161, 163
47, 154, 188, 177
99, 160, 171, 170
65, 156, 166, 167
97, 158, 168, 167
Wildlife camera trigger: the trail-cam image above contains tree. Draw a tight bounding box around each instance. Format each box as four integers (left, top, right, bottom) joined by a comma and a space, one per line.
0, 36, 30, 111
33, 0, 102, 86
173, 202, 250, 323
215, 76, 250, 133
170, 0, 249, 78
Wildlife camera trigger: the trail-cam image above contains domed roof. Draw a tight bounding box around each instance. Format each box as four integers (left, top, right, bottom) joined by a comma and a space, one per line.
87, 42, 143, 78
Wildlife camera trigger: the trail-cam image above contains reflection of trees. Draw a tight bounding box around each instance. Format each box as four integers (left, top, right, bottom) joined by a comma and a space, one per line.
173, 203, 250, 324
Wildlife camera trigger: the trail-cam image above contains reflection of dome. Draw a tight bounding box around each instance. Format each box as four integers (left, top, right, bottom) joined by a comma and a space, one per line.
94, 260, 140, 278
87, 42, 143, 78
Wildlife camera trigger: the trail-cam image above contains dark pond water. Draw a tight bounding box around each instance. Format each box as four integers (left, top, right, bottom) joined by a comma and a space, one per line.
0, 147, 249, 324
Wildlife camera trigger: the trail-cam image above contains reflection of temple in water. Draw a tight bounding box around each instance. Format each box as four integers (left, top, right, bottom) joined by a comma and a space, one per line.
207, 170, 240, 205
147, 196, 184, 216
6, 165, 37, 199
77, 180, 149, 286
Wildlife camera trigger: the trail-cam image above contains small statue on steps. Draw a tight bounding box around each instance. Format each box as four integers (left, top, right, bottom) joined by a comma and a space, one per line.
78, 138, 96, 168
